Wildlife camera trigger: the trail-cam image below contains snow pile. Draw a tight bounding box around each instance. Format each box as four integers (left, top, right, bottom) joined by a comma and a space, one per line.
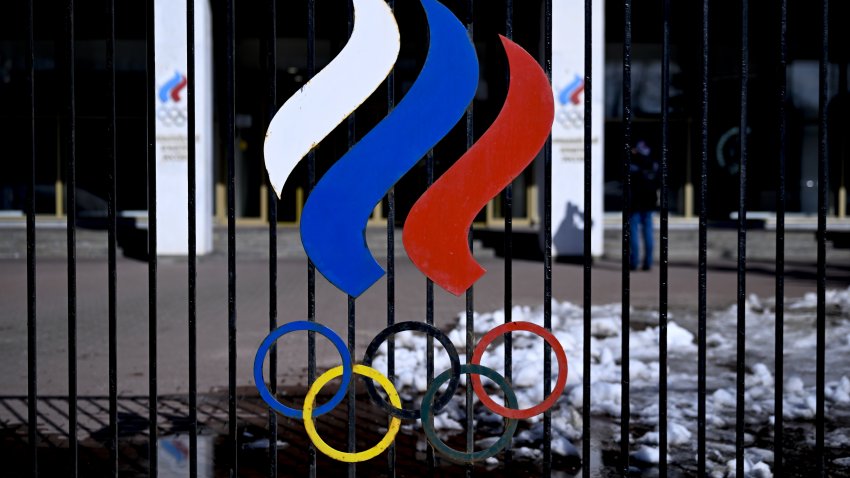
372, 302, 697, 417
368, 287, 850, 474
716, 458, 773, 478
637, 422, 692, 447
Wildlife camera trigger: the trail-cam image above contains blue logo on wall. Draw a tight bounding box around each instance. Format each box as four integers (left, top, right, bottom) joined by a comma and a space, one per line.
158, 70, 188, 103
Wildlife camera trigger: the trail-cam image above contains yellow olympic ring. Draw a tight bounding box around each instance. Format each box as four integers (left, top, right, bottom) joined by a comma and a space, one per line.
303, 365, 401, 463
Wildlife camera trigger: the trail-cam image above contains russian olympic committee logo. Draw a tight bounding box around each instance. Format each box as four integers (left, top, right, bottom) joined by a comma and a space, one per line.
156, 70, 188, 127
255, 0, 564, 463
556, 73, 585, 130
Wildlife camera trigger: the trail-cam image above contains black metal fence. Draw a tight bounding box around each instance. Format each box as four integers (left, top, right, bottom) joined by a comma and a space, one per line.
12, 0, 838, 476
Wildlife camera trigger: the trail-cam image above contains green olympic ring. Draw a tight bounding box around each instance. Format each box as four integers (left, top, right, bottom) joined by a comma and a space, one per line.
421, 364, 519, 463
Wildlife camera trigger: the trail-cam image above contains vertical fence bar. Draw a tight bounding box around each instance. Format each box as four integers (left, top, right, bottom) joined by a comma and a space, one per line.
186, 0, 199, 475
582, 0, 592, 475
465, 229, 474, 472
25, 0, 38, 475
306, 1, 318, 476
266, 0, 279, 476
543, 0, 553, 476
697, 0, 709, 473
621, 0, 632, 474
659, 0, 670, 475
775, 0, 787, 474
736, 1, 749, 475
465, 2, 475, 473
146, 0, 159, 474
106, 0, 119, 473
64, 0, 79, 475
345, 5, 357, 477
425, 150, 436, 476
224, 0, 238, 474
347, 293, 356, 478
816, 0, 829, 474
503, 0, 514, 467
385, 3, 397, 475
464, 1, 475, 475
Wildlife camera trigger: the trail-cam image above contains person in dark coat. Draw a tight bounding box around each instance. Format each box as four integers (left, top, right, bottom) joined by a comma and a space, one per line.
629, 140, 660, 271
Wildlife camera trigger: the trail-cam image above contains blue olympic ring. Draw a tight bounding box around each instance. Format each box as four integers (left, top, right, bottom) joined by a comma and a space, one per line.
253, 321, 352, 419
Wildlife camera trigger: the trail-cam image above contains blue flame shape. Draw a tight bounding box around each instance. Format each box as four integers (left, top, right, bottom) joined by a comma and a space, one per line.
300, 0, 479, 297
158, 70, 183, 103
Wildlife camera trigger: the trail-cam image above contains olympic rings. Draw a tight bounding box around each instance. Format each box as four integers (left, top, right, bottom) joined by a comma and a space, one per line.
470, 322, 568, 419
421, 364, 518, 463
304, 365, 402, 463
362, 321, 461, 420
157, 106, 188, 127
253, 321, 352, 419
556, 107, 584, 130
253, 319, 569, 464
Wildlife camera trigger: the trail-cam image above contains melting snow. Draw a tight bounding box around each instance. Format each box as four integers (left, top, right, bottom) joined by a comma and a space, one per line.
369, 287, 850, 474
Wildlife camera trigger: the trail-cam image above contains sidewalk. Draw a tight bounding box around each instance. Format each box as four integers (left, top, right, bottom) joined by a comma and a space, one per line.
2, 253, 848, 398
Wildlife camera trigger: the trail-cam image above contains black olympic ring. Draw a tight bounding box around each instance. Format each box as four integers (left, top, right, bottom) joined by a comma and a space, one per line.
361, 321, 461, 420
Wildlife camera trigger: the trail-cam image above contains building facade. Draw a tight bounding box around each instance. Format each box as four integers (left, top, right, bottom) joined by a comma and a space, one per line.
1, 0, 848, 249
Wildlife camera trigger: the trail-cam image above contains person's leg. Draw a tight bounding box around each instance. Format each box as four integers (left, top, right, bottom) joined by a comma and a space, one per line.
630, 211, 640, 270
642, 211, 654, 270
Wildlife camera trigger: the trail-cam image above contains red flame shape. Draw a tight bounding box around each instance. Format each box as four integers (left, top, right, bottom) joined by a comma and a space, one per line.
570, 82, 585, 105
403, 35, 554, 296
171, 75, 188, 102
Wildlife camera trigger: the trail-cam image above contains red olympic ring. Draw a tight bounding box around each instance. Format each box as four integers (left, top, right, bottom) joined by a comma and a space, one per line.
470, 321, 568, 419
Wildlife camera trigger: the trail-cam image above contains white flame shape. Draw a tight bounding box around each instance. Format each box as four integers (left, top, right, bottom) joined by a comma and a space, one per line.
264, 0, 400, 197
